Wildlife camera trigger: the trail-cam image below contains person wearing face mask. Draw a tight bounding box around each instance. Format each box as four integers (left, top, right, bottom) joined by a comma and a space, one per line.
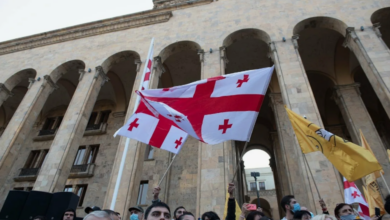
280, 195, 300, 220
334, 203, 356, 220
129, 206, 144, 220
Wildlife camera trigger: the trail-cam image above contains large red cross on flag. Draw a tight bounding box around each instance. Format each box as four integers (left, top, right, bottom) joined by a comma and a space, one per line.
343, 177, 370, 220
136, 66, 274, 144
115, 101, 188, 154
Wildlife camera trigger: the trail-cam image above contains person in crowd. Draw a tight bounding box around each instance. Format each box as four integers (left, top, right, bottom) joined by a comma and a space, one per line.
293, 210, 312, 220
174, 207, 187, 220
319, 199, 329, 215
85, 206, 102, 214
152, 186, 162, 203
385, 195, 390, 214
334, 203, 356, 220
246, 211, 266, 220
144, 202, 171, 220
115, 212, 121, 220
84, 211, 112, 220
311, 214, 337, 220
33, 216, 45, 220
280, 195, 299, 220
103, 209, 120, 220
201, 211, 220, 220
63, 209, 76, 220
226, 182, 237, 220
129, 206, 144, 220
239, 203, 265, 220
178, 212, 195, 220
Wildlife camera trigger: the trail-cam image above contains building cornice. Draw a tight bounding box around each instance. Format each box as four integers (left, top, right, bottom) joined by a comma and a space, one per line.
0, 0, 213, 56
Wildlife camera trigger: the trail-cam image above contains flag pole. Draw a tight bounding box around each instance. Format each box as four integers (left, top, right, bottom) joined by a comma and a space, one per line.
110, 38, 154, 210
158, 153, 179, 186
231, 141, 249, 182
303, 154, 322, 200
380, 172, 390, 194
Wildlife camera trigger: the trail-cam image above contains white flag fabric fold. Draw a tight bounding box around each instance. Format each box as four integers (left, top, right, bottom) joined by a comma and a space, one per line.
136, 66, 274, 145
343, 177, 370, 220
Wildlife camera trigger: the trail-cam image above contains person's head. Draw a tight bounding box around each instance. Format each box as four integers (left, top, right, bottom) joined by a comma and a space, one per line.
334, 203, 354, 220
144, 202, 171, 220
174, 206, 186, 219
85, 206, 102, 214
177, 212, 195, 220
103, 209, 120, 220
33, 216, 45, 220
129, 206, 145, 220
281, 195, 298, 213
312, 214, 337, 220
63, 209, 76, 220
246, 211, 265, 220
115, 212, 121, 220
84, 211, 112, 220
293, 210, 311, 220
385, 195, 390, 214
201, 211, 220, 220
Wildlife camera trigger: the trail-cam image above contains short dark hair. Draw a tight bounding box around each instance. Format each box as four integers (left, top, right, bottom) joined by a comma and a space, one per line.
246, 211, 265, 220
174, 206, 186, 218
103, 209, 117, 215
280, 195, 295, 212
64, 209, 76, 218
293, 210, 311, 220
385, 195, 390, 214
33, 216, 45, 220
178, 212, 194, 220
145, 202, 171, 219
201, 211, 220, 220
334, 203, 353, 218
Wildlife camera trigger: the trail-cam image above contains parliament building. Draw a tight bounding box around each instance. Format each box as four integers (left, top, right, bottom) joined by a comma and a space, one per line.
0, 0, 390, 218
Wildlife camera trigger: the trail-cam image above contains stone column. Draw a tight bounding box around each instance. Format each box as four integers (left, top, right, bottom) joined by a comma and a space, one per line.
103, 60, 146, 219
0, 75, 58, 198
0, 83, 13, 108
344, 27, 390, 119
33, 66, 109, 192
196, 48, 232, 218
269, 39, 344, 213
334, 83, 390, 189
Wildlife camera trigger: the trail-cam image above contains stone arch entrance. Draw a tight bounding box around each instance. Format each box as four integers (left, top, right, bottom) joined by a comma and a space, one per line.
371, 7, 390, 49
251, 198, 272, 218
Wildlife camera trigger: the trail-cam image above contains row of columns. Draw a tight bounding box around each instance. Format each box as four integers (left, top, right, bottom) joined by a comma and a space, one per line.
0, 25, 388, 216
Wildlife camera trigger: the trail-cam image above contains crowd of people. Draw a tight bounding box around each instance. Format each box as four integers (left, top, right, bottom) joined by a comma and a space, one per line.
45, 183, 390, 220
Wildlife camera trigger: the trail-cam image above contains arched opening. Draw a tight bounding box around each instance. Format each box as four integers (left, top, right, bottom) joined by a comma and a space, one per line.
243, 149, 277, 218
0, 69, 37, 135
371, 7, 390, 48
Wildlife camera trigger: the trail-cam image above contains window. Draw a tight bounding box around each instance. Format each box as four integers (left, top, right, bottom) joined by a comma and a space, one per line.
39, 116, 63, 135
86, 111, 111, 130
250, 182, 257, 191
145, 145, 155, 160
137, 181, 149, 205
73, 145, 99, 165
64, 185, 88, 206
13, 187, 24, 191
259, 182, 266, 191
24, 150, 49, 169
42, 117, 56, 130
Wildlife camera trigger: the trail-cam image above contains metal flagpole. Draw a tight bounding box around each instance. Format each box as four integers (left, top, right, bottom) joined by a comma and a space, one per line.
110, 38, 154, 210
303, 154, 321, 200
158, 153, 179, 186
231, 141, 249, 182
380, 172, 390, 194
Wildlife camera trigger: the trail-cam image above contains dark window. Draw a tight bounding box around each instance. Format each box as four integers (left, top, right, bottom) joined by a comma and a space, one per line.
13, 187, 24, 191
145, 145, 154, 160
87, 112, 98, 126
24, 150, 40, 168
250, 182, 257, 191
73, 147, 86, 165
137, 181, 149, 205
101, 111, 111, 123
87, 145, 99, 164
259, 182, 266, 191
76, 185, 87, 206
64, 185, 73, 192
42, 117, 56, 130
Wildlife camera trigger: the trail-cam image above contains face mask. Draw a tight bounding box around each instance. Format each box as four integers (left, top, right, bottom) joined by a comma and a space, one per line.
130, 214, 139, 220
340, 214, 356, 220
292, 203, 301, 213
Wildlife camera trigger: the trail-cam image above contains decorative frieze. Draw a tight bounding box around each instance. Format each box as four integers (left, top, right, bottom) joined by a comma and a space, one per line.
43, 75, 59, 90
153, 0, 213, 10
0, 12, 172, 56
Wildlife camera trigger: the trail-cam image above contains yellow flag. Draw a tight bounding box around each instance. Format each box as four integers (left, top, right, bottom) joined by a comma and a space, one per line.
223, 192, 242, 220
285, 107, 383, 181
363, 184, 385, 217
360, 130, 384, 178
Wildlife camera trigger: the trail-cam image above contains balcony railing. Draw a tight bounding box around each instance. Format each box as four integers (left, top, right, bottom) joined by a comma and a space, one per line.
14, 168, 40, 181
69, 163, 95, 178
38, 129, 56, 136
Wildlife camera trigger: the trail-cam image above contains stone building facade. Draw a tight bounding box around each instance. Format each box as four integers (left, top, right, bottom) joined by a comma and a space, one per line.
0, 0, 390, 218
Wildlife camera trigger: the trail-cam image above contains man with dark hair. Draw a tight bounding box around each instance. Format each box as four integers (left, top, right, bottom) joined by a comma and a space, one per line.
173, 206, 186, 220
145, 202, 171, 220
280, 195, 298, 220
63, 208, 76, 220
129, 206, 144, 220
103, 209, 120, 220
85, 206, 102, 214
334, 203, 354, 220
201, 211, 220, 220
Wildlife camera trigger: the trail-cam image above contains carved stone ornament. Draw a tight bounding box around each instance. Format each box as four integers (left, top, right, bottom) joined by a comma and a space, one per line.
135, 59, 142, 72
0, 83, 13, 98
292, 35, 300, 49
219, 46, 229, 68
28, 78, 36, 89
373, 23, 382, 38
153, 56, 166, 76
78, 69, 86, 81
43, 75, 59, 90
198, 49, 205, 63
95, 66, 109, 86
343, 27, 358, 48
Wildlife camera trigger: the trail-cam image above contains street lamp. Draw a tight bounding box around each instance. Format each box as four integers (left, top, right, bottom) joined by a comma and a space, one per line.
250, 172, 261, 208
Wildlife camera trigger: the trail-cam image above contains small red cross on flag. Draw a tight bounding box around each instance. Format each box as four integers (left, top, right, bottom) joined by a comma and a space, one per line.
343, 177, 370, 220
137, 67, 274, 144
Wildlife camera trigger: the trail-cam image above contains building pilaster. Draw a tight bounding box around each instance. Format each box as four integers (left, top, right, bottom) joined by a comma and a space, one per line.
334, 83, 390, 191
269, 39, 344, 213
0, 83, 13, 108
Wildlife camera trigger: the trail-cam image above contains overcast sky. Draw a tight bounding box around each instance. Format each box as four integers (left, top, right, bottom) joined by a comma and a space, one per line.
243, 149, 270, 169
0, 0, 153, 42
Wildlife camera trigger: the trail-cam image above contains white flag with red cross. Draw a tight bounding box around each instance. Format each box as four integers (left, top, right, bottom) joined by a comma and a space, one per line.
343, 177, 370, 220
136, 66, 274, 145
116, 101, 188, 154
141, 41, 154, 91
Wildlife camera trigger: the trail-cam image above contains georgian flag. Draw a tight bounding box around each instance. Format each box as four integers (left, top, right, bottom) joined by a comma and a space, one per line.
344, 177, 370, 220
136, 66, 274, 145
116, 101, 188, 154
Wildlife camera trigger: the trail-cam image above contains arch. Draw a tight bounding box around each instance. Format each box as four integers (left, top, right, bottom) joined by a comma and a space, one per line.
251, 198, 272, 216
293, 16, 348, 37
371, 7, 390, 24
243, 144, 272, 157
49, 60, 85, 82
3, 69, 36, 90
101, 51, 140, 74
222, 28, 271, 47
57, 79, 77, 98
159, 41, 201, 63
106, 71, 126, 112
